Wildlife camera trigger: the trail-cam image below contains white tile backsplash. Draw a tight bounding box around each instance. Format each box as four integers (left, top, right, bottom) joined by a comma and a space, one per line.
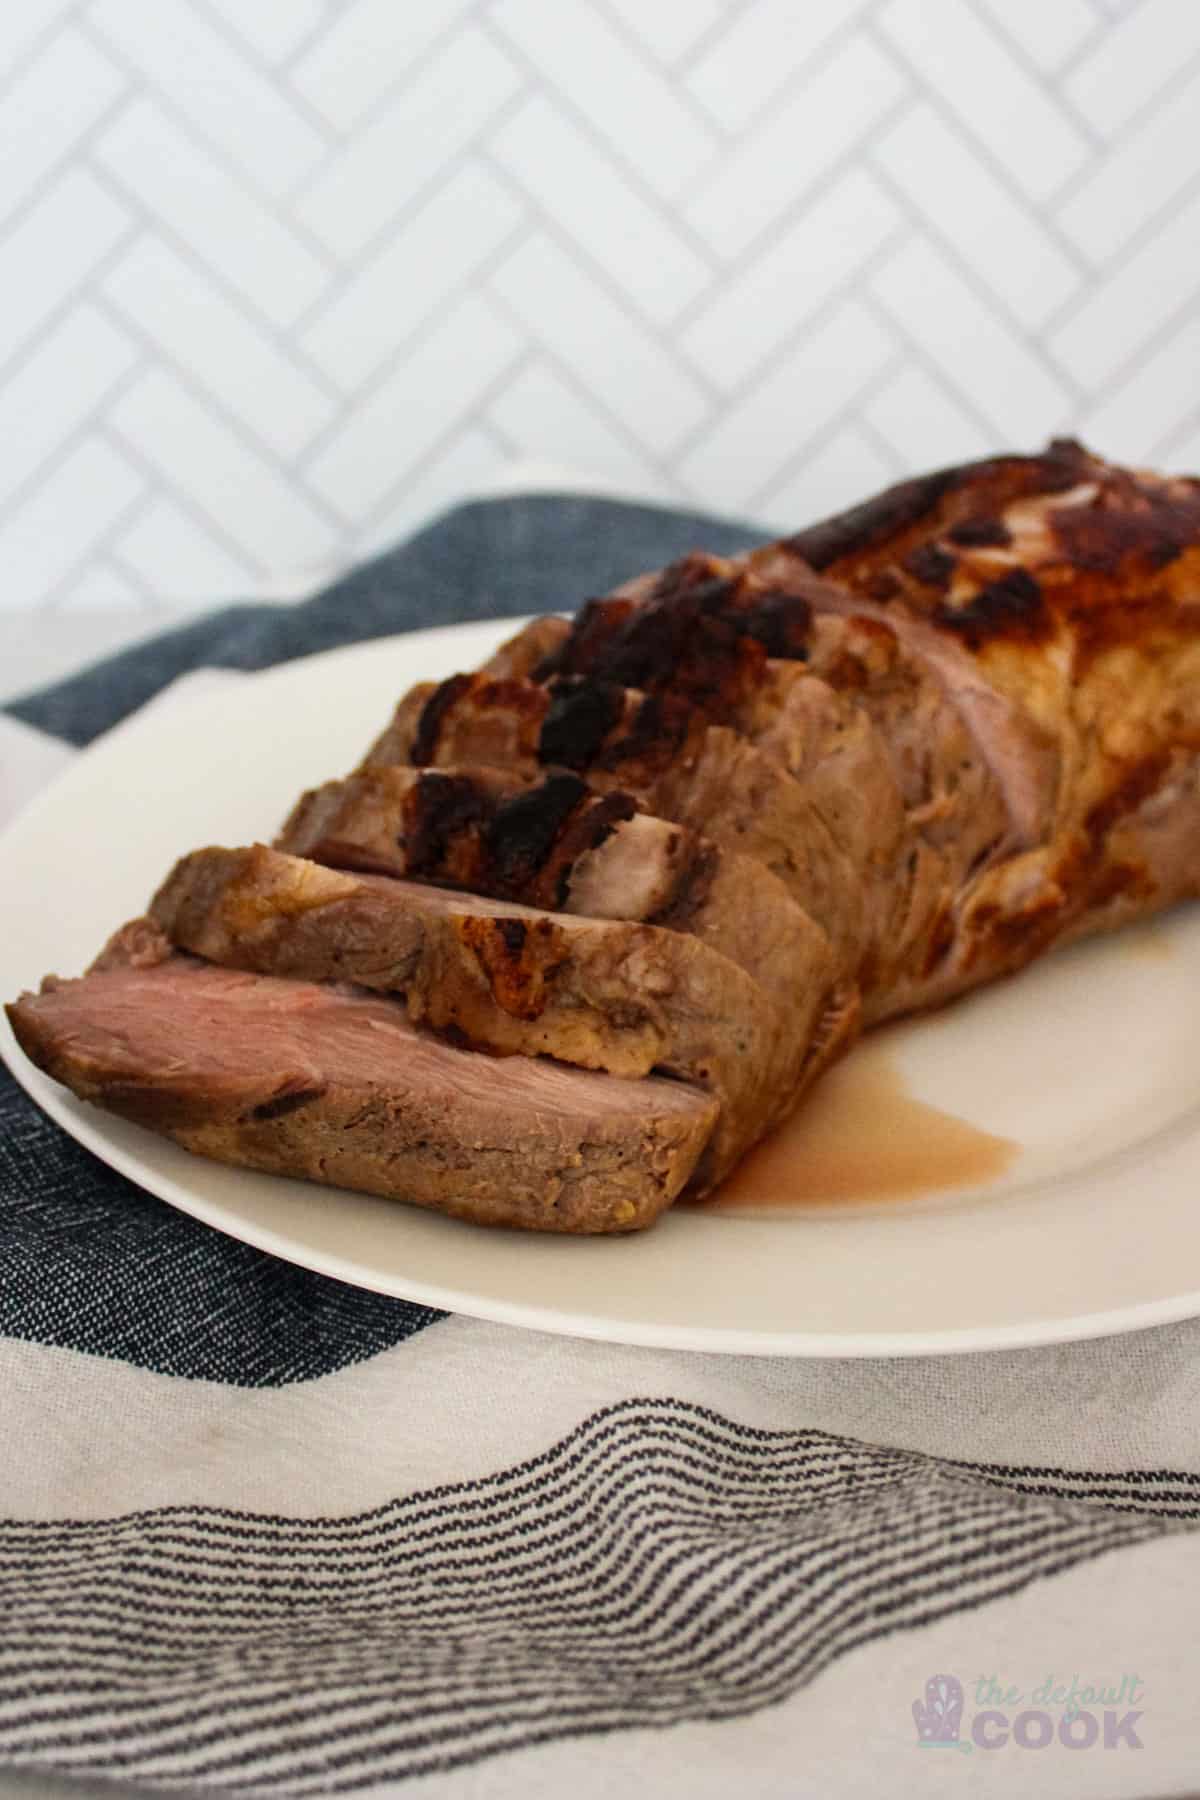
2, 0, 1200, 619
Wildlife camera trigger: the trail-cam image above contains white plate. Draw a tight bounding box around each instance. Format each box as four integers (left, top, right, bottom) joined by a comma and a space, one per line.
5, 620, 1200, 1358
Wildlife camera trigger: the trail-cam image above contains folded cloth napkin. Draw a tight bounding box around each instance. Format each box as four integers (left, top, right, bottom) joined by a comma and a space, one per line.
2, 495, 1200, 1800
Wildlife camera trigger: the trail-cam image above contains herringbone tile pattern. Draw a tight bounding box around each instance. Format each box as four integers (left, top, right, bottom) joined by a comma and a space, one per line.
3, 0, 1199, 612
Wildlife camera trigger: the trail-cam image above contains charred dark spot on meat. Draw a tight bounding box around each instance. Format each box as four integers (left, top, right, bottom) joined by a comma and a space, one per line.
497, 917, 527, 954
411, 673, 474, 765
864, 570, 902, 602
555, 595, 641, 676
250, 1084, 326, 1121
788, 440, 1097, 591
457, 915, 551, 1019
786, 467, 964, 569
934, 568, 1047, 649
647, 551, 733, 603
1051, 483, 1200, 577
402, 772, 490, 879
947, 514, 1012, 549
538, 679, 624, 769
902, 542, 956, 590
478, 773, 589, 896
597, 691, 696, 778
550, 572, 813, 712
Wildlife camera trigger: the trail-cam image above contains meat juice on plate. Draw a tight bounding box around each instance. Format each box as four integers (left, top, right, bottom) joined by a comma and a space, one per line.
703, 1035, 1016, 1215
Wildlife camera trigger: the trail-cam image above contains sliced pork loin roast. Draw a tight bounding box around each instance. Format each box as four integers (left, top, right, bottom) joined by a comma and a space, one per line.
763, 440, 1200, 1002
7, 923, 715, 1232
484, 441, 1200, 1011
150, 844, 827, 1188
276, 764, 835, 1004
490, 575, 1020, 1008
365, 673, 872, 977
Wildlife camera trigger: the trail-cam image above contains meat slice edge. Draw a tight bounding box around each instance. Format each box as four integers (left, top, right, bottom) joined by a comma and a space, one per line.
149, 844, 822, 1191
6, 932, 716, 1233
276, 763, 836, 1009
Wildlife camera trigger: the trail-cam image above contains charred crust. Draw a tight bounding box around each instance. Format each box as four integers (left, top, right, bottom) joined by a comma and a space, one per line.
785, 466, 964, 569
785, 441, 1094, 575
482, 773, 590, 894
411, 674, 474, 765
648, 552, 731, 602
496, 917, 527, 954
902, 542, 956, 589
934, 567, 1046, 648
1050, 485, 1200, 576
598, 691, 694, 774
458, 915, 549, 1019
552, 573, 812, 705
946, 514, 1012, 548
403, 772, 490, 875
539, 679, 624, 769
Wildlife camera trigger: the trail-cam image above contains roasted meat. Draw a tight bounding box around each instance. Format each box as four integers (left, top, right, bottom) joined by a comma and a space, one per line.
8, 923, 714, 1233
11, 440, 1200, 1232
149, 844, 833, 1188
276, 764, 833, 999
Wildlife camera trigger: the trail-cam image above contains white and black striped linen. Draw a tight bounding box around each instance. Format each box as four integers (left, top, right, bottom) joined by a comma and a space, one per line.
0, 1401, 1193, 1795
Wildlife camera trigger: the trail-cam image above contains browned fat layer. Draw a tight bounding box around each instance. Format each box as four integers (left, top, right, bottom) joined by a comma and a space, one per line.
946, 514, 1013, 549
412, 673, 475, 765
902, 543, 956, 590
933, 568, 1047, 649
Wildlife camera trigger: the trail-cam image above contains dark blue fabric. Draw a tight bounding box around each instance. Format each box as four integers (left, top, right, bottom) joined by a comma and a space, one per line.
1, 493, 756, 1384
8, 493, 757, 746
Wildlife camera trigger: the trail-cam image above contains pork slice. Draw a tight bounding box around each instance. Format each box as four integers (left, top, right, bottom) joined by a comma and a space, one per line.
481, 612, 907, 882
480, 609, 955, 992
365, 673, 867, 976
7, 936, 715, 1233
150, 845, 816, 1189
276, 764, 836, 1007
507, 566, 1015, 926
